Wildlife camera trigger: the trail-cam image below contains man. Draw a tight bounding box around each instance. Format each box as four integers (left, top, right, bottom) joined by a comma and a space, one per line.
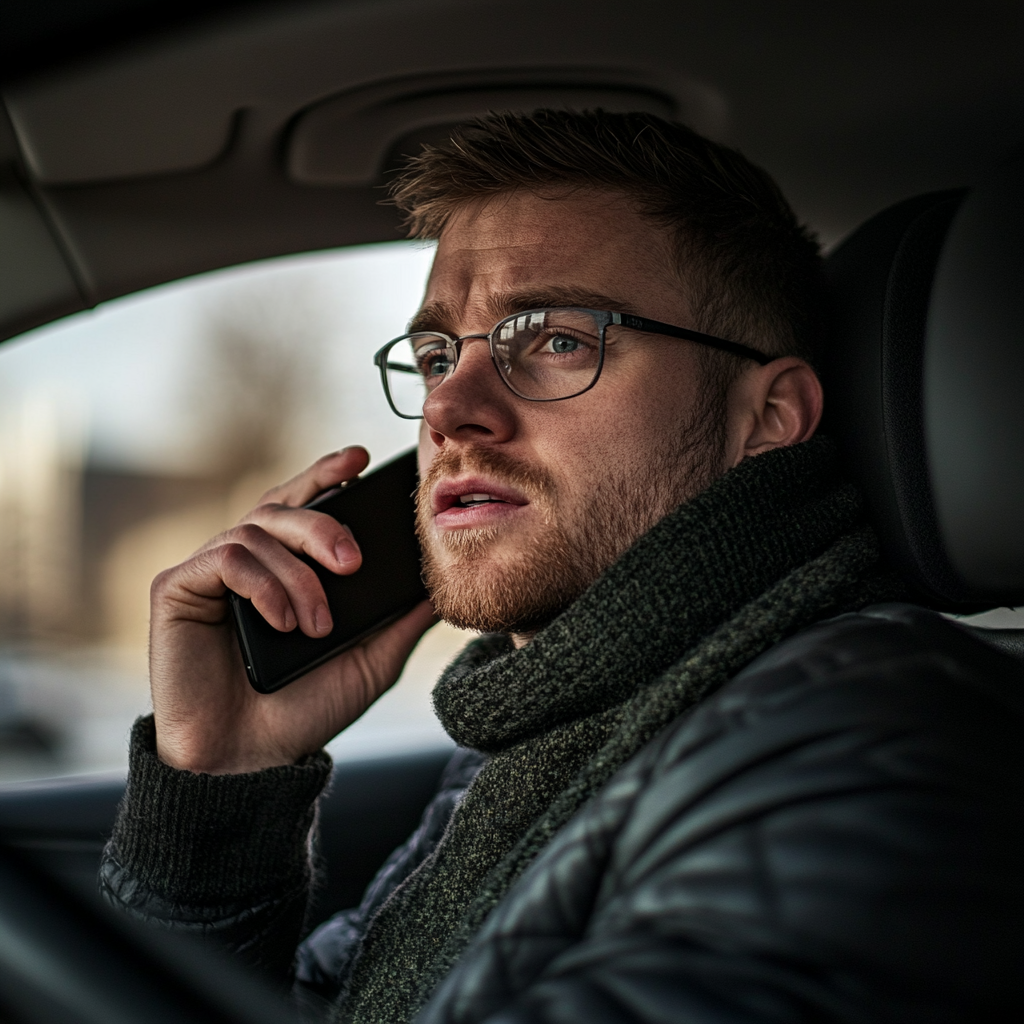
101, 111, 1019, 1022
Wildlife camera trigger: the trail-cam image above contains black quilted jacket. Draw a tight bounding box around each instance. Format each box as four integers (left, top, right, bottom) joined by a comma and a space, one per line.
102, 604, 1023, 1021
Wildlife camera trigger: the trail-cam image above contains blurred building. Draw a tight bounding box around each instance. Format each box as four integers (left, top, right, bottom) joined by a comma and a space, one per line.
0, 392, 257, 650
0, 393, 84, 641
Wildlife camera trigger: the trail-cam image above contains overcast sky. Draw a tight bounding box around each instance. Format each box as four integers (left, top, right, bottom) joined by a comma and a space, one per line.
0, 240, 436, 475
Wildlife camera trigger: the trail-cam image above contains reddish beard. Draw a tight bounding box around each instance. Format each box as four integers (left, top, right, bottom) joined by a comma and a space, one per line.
416, 410, 726, 634
417, 446, 577, 633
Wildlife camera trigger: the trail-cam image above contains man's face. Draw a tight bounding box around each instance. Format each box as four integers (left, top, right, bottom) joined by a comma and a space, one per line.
415, 190, 730, 635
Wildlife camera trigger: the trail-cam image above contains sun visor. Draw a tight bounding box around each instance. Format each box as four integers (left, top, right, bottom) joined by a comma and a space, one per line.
4, 61, 237, 185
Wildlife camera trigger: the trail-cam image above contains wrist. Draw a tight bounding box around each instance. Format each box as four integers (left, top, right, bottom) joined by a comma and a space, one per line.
154, 726, 310, 775
156, 742, 306, 776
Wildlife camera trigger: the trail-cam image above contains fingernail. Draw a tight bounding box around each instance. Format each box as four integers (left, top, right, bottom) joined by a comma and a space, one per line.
314, 604, 332, 634
283, 606, 296, 631
335, 537, 359, 565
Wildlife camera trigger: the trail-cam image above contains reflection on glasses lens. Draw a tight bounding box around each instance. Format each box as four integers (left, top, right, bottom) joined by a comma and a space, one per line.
494, 309, 602, 400
380, 309, 605, 418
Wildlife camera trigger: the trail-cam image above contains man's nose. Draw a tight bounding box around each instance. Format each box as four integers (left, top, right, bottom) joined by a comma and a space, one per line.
422, 336, 516, 443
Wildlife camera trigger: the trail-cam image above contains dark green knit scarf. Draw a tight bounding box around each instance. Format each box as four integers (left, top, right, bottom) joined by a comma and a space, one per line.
341, 437, 903, 1023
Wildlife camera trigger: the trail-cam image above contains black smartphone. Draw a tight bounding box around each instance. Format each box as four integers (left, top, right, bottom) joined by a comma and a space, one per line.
229, 448, 427, 694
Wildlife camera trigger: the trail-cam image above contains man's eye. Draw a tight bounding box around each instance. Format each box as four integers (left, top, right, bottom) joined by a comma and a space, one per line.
542, 334, 582, 354
419, 353, 451, 377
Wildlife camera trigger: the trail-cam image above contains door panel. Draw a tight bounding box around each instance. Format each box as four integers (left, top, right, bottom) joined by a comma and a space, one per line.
0, 746, 453, 927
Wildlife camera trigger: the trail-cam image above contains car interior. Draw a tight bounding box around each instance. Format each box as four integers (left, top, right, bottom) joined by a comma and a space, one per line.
0, 1, 1021, 1020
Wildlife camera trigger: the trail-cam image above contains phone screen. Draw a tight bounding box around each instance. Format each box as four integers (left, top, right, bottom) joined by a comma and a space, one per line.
229, 449, 427, 693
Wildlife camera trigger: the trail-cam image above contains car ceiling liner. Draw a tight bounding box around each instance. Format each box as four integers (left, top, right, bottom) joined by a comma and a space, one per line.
823, 148, 1024, 610
285, 70, 696, 187
1, 0, 1019, 346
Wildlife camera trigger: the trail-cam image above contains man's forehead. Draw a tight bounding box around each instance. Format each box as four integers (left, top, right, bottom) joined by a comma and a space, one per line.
440, 189, 631, 245
414, 191, 682, 334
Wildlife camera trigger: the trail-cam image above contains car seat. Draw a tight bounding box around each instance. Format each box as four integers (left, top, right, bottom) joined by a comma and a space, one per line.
821, 148, 1024, 655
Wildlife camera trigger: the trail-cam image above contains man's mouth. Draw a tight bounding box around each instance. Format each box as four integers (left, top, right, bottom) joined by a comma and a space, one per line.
431, 478, 531, 527
455, 493, 504, 507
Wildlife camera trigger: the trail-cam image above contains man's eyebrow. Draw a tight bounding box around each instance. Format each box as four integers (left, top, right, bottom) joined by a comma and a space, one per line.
486, 289, 643, 321
407, 289, 643, 335
407, 300, 460, 334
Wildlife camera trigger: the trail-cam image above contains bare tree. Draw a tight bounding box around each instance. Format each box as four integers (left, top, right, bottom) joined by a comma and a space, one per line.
187, 278, 328, 482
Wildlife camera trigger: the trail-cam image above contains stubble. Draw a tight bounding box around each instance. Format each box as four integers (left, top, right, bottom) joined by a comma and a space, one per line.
417, 385, 729, 634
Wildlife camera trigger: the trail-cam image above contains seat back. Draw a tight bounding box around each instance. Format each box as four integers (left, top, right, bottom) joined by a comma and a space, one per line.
822, 150, 1024, 609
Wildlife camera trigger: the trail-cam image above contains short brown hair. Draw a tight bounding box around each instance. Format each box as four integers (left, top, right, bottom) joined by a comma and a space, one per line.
390, 109, 822, 364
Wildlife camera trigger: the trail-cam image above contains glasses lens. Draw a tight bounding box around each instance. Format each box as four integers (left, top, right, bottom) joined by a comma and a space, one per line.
383, 334, 453, 417
493, 309, 603, 400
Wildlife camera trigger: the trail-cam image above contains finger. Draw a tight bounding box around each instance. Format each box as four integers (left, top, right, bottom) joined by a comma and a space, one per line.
238, 505, 362, 574
182, 518, 344, 635
158, 543, 298, 632
258, 447, 370, 509
223, 524, 337, 637
170, 526, 333, 638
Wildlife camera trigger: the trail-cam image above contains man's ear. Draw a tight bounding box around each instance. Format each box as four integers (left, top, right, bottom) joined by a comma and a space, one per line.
726, 357, 823, 466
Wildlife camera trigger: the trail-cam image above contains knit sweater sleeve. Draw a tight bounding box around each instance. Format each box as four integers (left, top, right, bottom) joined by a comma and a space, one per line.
99, 715, 333, 981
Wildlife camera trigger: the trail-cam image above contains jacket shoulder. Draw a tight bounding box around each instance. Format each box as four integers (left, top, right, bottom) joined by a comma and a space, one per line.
728, 601, 1022, 714
633, 602, 1023, 825
421, 607, 1022, 1022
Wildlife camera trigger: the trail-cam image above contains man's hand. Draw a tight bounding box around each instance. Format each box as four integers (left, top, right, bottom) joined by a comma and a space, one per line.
149, 446, 435, 775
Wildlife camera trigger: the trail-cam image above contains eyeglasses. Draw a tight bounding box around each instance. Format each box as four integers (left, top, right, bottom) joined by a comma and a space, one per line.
373, 307, 773, 420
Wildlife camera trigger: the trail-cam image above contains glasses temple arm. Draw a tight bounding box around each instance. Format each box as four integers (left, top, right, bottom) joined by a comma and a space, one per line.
610, 312, 774, 365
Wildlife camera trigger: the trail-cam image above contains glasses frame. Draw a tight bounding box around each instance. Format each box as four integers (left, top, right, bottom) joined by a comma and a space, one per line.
373, 307, 774, 420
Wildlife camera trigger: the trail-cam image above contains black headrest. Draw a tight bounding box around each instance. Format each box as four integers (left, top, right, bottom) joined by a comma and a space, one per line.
822, 149, 1024, 610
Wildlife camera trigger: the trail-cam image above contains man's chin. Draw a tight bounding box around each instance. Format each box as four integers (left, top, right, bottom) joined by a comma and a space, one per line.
421, 535, 581, 635
424, 527, 520, 572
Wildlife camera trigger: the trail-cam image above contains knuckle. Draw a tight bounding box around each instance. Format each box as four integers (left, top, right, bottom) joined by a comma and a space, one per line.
150, 567, 176, 600
217, 541, 252, 572
233, 522, 267, 546
310, 514, 344, 546
285, 562, 323, 601
238, 501, 281, 527
257, 497, 288, 516
252, 575, 284, 606
290, 559, 321, 590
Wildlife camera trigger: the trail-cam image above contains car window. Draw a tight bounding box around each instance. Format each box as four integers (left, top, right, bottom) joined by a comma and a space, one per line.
0, 240, 467, 783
